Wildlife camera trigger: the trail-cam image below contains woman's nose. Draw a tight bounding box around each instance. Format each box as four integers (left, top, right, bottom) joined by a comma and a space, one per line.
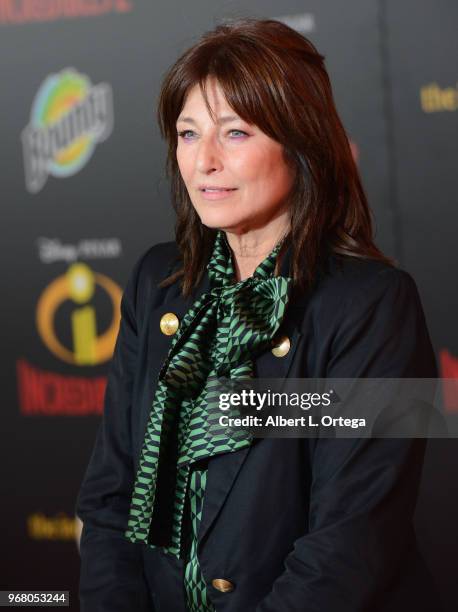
195, 136, 223, 173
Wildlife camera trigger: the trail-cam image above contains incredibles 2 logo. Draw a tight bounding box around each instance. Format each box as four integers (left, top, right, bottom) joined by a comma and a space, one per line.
21, 68, 113, 193
17, 263, 122, 415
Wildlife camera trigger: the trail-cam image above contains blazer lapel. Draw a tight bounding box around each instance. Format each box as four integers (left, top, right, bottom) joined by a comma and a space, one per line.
146, 279, 210, 390
139, 272, 212, 457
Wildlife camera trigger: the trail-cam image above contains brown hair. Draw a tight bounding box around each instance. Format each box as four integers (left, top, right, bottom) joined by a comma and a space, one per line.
157, 17, 393, 297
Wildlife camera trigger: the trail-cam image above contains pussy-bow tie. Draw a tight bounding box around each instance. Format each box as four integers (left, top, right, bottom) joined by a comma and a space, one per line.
125, 229, 292, 558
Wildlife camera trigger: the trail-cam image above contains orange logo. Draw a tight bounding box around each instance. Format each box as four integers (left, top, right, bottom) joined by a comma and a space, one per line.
36, 262, 122, 365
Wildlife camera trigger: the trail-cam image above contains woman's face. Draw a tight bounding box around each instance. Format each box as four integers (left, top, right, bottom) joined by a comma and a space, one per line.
176, 78, 296, 234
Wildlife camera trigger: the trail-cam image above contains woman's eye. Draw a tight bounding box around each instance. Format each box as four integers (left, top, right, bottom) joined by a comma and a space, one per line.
177, 130, 195, 139
228, 129, 248, 137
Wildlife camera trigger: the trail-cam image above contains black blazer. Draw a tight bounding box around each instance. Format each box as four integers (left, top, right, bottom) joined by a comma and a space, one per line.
76, 239, 442, 612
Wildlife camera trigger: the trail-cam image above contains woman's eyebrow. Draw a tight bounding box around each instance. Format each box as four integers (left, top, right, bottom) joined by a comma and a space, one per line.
176, 114, 241, 125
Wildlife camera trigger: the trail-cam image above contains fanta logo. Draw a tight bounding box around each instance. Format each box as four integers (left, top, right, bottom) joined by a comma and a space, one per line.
36, 262, 122, 365
21, 68, 114, 193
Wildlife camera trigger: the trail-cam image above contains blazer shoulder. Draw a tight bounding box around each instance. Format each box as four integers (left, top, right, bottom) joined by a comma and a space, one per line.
315, 254, 436, 377
307, 254, 422, 324
124, 239, 181, 326
135, 240, 181, 287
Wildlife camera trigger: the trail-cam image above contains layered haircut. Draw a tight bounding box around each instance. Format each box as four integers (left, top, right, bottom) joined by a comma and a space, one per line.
157, 17, 393, 297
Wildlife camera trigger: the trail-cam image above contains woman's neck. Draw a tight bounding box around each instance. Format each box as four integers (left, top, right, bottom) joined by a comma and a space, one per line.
224, 218, 290, 281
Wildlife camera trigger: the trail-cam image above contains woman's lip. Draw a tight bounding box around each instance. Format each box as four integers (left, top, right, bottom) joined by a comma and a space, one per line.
199, 188, 238, 201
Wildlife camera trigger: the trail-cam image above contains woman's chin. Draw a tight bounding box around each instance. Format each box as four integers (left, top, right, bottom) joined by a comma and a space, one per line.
198, 213, 248, 232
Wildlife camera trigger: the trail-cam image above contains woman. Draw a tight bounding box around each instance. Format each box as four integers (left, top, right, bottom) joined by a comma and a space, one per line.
76, 18, 441, 612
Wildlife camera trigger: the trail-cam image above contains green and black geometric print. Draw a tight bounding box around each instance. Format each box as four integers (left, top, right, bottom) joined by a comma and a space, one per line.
184, 467, 214, 611
124, 229, 291, 598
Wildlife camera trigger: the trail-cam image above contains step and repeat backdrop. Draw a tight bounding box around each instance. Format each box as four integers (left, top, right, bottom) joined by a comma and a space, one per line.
1, 1, 457, 610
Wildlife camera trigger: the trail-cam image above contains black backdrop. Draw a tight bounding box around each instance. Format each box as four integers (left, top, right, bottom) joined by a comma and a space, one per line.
1, 1, 457, 610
